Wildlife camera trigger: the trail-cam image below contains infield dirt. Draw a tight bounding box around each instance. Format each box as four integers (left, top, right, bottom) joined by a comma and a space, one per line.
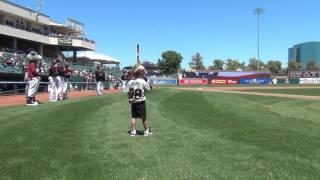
0, 90, 120, 107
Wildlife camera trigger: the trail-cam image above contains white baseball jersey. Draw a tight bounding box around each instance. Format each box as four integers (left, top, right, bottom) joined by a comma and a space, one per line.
128, 78, 151, 103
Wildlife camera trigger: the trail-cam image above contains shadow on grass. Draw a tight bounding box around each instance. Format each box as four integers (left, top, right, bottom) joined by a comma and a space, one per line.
126, 128, 154, 136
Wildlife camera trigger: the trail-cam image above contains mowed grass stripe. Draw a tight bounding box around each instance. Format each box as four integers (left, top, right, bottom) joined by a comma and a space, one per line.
0, 88, 320, 179
0, 95, 123, 179
158, 90, 320, 178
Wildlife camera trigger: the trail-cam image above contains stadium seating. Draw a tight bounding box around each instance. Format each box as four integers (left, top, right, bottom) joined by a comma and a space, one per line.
0, 52, 24, 74
106, 69, 122, 79
0, 50, 55, 74
0, 50, 122, 81
72, 63, 122, 79
72, 64, 93, 73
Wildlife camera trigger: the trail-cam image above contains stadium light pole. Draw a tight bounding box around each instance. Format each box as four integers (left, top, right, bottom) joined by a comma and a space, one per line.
253, 8, 265, 71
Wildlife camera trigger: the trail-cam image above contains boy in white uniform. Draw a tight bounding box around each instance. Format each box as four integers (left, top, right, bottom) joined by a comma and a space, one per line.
128, 65, 152, 136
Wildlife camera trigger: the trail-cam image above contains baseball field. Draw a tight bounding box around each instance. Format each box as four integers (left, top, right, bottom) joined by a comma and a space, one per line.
1, 86, 320, 179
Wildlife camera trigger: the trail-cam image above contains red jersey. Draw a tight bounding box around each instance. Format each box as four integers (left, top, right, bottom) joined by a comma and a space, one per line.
50, 64, 60, 76
58, 65, 64, 76
27, 61, 39, 79
64, 67, 73, 78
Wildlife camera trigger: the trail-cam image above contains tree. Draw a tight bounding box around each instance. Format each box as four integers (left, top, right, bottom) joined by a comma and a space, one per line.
157, 50, 183, 74
240, 62, 246, 70
225, 59, 242, 70
248, 58, 266, 70
208, 59, 224, 70
306, 60, 319, 70
189, 52, 206, 70
288, 61, 301, 71
267, 60, 282, 75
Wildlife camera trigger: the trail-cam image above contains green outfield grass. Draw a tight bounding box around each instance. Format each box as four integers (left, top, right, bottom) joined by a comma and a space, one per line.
1, 89, 320, 179
237, 88, 320, 96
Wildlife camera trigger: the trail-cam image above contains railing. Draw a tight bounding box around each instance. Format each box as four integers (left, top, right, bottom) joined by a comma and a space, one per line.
0, 81, 103, 95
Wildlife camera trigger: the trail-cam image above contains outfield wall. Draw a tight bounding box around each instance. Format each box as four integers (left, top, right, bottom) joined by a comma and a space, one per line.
288, 71, 320, 78
287, 71, 320, 84
149, 77, 177, 86
177, 71, 320, 85
299, 78, 320, 84
179, 78, 207, 85
178, 71, 272, 85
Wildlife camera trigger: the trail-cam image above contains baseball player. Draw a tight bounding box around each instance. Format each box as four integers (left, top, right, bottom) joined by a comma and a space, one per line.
24, 69, 29, 102
121, 70, 127, 92
25, 51, 41, 106
55, 59, 64, 101
121, 70, 132, 92
95, 66, 105, 96
128, 64, 152, 136
48, 59, 60, 102
63, 63, 73, 99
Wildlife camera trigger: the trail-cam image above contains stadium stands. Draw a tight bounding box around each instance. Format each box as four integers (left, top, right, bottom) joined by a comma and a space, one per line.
0, 50, 50, 74
106, 69, 122, 79
0, 50, 24, 74
0, 49, 121, 80
49, 33, 96, 44
1, 19, 96, 44
0, 1, 120, 82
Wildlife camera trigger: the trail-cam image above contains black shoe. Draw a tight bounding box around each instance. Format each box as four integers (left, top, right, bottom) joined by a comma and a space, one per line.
26, 101, 38, 106
26, 97, 36, 106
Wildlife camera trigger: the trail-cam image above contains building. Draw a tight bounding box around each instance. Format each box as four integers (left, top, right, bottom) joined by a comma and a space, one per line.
288, 41, 320, 69
0, 0, 99, 81
0, 0, 123, 93
0, 0, 96, 59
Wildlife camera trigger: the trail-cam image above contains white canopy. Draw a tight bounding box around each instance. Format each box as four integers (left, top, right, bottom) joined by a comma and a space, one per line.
77, 51, 120, 64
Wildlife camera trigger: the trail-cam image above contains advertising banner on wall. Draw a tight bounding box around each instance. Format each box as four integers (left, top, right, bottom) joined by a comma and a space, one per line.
211, 79, 238, 85
150, 79, 177, 86
299, 78, 320, 84
240, 78, 271, 85
277, 79, 288, 84
276, 78, 299, 84
288, 71, 320, 78
289, 78, 300, 84
179, 78, 208, 85
58, 38, 72, 46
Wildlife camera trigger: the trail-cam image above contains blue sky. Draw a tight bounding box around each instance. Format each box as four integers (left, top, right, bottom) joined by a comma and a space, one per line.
11, 0, 320, 68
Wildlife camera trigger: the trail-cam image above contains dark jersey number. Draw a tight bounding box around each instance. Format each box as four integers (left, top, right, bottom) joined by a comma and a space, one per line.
128, 88, 143, 100
134, 89, 142, 100
128, 88, 134, 99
